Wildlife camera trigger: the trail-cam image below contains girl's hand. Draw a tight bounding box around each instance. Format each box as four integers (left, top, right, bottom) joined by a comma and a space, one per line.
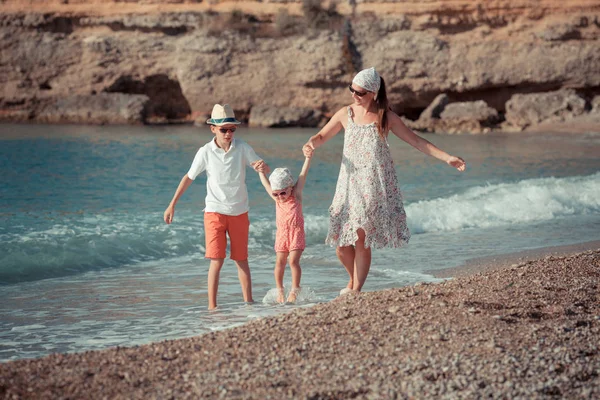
447, 156, 466, 172
302, 141, 315, 158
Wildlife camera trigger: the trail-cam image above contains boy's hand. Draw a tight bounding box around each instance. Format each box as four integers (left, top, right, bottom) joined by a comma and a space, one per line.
164, 205, 174, 224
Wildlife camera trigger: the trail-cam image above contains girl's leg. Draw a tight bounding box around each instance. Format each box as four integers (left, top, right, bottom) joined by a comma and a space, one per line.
287, 250, 303, 302
208, 258, 225, 310
336, 245, 355, 289
352, 228, 372, 292
233, 259, 253, 304
275, 252, 288, 303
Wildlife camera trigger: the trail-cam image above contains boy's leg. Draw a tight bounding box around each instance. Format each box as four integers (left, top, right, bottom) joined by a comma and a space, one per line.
204, 212, 227, 309
208, 258, 224, 310
228, 213, 253, 303
233, 259, 253, 304
275, 252, 288, 303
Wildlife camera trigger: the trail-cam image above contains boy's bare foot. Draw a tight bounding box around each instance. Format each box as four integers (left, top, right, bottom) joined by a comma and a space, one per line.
287, 287, 301, 303
276, 288, 285, 303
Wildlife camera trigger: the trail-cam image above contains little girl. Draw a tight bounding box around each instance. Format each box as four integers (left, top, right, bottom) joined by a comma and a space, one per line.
259, 156, 311, 303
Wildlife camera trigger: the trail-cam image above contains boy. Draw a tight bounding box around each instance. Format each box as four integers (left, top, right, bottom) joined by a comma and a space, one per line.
163, 104, 269, 309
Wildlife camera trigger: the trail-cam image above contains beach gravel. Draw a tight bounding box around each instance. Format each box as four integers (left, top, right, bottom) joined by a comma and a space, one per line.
1, 250, 599, 399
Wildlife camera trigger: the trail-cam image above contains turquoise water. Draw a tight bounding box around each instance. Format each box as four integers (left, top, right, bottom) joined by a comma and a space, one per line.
1, 123, 600, 361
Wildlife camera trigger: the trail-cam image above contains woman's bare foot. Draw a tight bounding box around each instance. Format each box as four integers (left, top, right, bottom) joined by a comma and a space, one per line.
339, 288, 359, 296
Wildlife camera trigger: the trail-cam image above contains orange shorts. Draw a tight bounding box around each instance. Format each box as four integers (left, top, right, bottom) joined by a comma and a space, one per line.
204, 212, 249, 261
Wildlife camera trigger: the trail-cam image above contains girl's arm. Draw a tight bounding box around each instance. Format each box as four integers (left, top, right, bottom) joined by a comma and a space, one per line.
388, 112, 466, 172
258, 172, 277, 201
302, 107, 346, 157
293, 156, 312, 202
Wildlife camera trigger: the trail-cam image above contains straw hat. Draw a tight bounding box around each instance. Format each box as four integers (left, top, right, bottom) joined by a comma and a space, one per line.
206, 104, 241, 126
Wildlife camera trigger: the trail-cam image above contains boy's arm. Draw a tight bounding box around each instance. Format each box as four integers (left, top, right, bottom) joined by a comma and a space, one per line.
259, 172, 277, 201
164, 174, 193, 224
244, 142, 271, 174
294, 156, 312, 201
164, 147, 205, 224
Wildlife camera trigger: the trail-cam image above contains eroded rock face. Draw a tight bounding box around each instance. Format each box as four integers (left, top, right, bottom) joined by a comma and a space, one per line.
505, 89, 587, 129
248, 105, 324, 128
1, 2, 599, 131
37, 93, 150, 124
440, 101, 499, 124
418, 94, 449, 121
592, 96, 600, 113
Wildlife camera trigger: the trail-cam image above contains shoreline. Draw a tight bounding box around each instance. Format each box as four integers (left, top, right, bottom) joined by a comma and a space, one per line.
429, 239, 600, 278
1, 244, 599, 398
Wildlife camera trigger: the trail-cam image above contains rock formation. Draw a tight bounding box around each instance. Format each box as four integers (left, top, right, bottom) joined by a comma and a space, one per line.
1, 0, 599, 133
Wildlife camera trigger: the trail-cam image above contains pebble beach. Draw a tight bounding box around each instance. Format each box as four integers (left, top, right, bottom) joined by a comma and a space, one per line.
1, 248, 599, 399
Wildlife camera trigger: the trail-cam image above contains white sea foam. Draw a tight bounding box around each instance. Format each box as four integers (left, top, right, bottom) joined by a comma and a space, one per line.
406, 172, 600, 234
262, 287, 318, 304
2, 173, 598, 284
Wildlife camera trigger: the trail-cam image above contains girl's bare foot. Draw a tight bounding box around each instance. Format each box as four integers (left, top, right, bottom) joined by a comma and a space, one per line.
287, 287, 301, 303
276, 288, 285, 303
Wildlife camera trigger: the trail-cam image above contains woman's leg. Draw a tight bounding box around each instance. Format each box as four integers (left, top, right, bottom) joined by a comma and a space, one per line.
274, 251, 288, 303
287, 250, 303, 302
352, 228, 371, 292
336, 245, 355, 289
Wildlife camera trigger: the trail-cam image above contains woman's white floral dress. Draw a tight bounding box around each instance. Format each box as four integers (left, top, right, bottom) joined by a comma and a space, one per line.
326, 107, 411, 249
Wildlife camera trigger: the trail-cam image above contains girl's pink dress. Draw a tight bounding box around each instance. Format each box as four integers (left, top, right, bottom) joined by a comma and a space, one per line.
275, 194, 306, 252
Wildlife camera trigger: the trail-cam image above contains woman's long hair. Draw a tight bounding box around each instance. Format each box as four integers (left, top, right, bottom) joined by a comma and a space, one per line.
375, 77, 389, 139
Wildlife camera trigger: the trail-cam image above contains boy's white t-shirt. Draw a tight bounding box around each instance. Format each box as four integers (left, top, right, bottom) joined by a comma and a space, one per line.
187, 138, 261, 216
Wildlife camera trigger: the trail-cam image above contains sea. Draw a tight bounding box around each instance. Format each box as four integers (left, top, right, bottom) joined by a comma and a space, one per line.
1, 123, 599, 362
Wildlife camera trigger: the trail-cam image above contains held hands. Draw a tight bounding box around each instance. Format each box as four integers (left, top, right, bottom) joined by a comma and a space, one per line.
164, 205, 174, 224
252, 160, 271, 175
302, 140, 315, 158
447, 156, 466, 172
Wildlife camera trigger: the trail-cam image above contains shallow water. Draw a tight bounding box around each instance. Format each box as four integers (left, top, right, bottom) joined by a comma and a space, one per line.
1, 123, 599, 361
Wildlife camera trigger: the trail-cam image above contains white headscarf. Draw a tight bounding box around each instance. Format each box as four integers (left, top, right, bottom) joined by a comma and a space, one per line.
352, 67, 381, 95
269, 168, 294, 191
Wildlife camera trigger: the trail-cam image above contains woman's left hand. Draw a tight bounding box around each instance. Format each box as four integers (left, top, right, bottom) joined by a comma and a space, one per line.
447, 156, 466, 172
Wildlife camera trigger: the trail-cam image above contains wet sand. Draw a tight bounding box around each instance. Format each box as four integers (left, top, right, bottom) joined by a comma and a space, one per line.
1, 242, 599, 398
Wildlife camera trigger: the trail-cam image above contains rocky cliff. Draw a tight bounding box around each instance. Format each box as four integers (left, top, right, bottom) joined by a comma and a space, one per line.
1, 0, 600, 132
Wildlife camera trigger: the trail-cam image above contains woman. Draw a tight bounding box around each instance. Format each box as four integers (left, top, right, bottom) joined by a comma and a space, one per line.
303, 67, 466, 294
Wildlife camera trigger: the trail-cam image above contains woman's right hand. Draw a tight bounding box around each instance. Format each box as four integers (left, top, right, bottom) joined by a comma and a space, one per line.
164, 205, 174, 224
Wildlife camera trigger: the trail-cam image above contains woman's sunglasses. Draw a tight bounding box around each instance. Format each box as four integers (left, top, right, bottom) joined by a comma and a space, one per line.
348, 85, 368, 97
272, 191, 287, 197
218, 127, 236, 133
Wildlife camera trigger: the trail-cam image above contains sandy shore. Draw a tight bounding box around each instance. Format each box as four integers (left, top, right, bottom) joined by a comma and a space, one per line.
1, 243, 599, 398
